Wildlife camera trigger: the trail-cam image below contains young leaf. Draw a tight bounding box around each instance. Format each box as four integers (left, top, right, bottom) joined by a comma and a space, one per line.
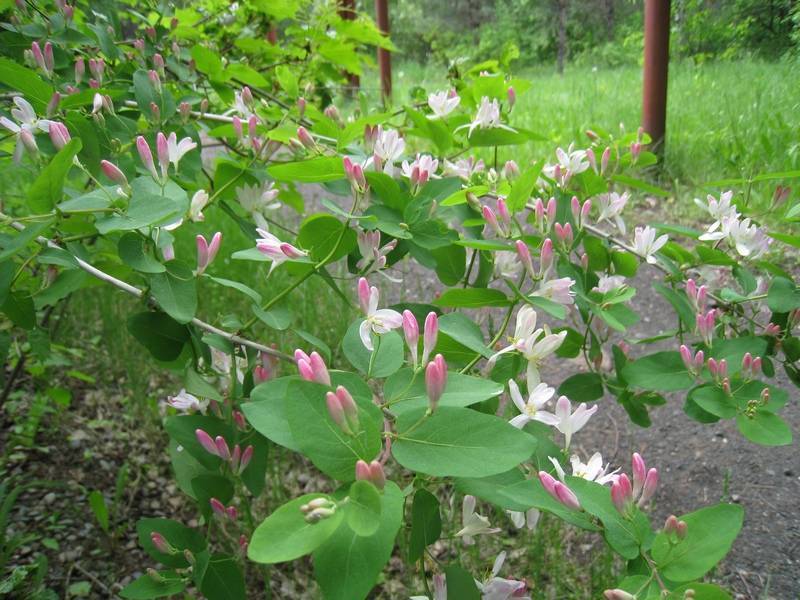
346, 480, 382, 537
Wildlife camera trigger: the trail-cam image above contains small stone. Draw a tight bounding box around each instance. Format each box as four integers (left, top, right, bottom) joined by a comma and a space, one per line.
43, 492, 56, 505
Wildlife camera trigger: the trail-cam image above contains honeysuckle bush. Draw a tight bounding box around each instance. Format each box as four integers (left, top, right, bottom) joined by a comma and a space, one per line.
0, 1, 798, 599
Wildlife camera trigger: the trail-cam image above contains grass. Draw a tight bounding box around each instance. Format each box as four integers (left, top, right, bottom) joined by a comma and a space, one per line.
373, 59, 800, 212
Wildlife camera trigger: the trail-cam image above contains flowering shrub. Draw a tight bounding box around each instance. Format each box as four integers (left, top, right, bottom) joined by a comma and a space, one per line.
1, 1, 797, 598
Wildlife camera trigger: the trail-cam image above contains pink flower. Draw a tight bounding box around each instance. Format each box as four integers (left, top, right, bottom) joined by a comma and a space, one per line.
196, 232, 222, 275
255, 228, 307, 273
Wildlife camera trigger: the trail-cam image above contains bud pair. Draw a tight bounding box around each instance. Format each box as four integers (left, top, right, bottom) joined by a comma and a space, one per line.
355, 459, 386, 490
196, 232, 222, 275
533, 197, 557, 233
210, 498, 238, 520
538, 471, 581, 510
295, 350, 331, 385
325, 386, 360, 435
343, 156, 367, 193
300, 497, 337, 523
679, 344, 704, 376
554, 222, 573, 247
569, 196, 592, 229
401, 310, 438, 369
663, 514, 688, 541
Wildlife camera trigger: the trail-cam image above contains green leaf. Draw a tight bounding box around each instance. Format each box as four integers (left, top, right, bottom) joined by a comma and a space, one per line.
767, 277, 800, 313
384, 368, 503, 415
506, 161, 543, 211
408, 489, 441, 562
148, 262, 197, 324
622, 351, 694, 391
688, 385, 736, 419
88, 491, 109, 533
118, 233, 166, 273
2, 291, 35, 329
497, 477, 600, 531
392, 407, 535, 477
297, 214, 355, 263
119, 573, 186, 599
126, 312, 189, 362
27, 139, 81, 213
434, 287, 510, 308
653, 282, 695, 328
342, 321, 404, 377
557, 373, 604, 401
243, 377, 300, 451
313, 482, 404, 600
467, 127, 543, 147
454, 469, 530, 511
137, 518, 206, 569
736, 410, 792, 446
203, 275, 261, 304
199, 554, 246, 600
346, 480, 382, 537
248, 494, 344, 563
431, 244, 466, 285
443, 565, 481, 599
0, 57, 53, 110
268, 157, 344, 182
651, 503, 743, 582
285, 380, 383, 481
437, 313, 492, 358
611, 174, 670, 197
0, 220, 52, 262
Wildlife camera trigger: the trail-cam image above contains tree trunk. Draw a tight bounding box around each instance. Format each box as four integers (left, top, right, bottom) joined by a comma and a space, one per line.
556, 0, 568, 74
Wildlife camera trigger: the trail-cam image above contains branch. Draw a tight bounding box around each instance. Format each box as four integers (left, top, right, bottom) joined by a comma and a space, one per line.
0, 212, 295, 364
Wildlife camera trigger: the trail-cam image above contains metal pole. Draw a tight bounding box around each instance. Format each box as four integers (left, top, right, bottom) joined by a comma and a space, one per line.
338, 0, 360, 95
642, 0, 670, 149
375, 0, 391, 104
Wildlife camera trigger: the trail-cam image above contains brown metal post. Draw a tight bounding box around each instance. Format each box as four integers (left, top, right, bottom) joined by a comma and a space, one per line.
642, 0, 671, 149
375, 0, 391, 104
338, 0, 360, 95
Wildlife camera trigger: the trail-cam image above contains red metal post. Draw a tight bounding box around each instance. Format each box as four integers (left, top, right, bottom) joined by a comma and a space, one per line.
642, 0, 671, 149
338, 0, 360, 94
375, 0, 391, 104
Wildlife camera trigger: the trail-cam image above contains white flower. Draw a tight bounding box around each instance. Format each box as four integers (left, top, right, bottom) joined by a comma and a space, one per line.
189, 190, 210, 222
494, 251, 522, 279
531, 277, 575, 305
542, 144, 589, 183
401, 154, 439, 181
549, 452, 619, 485
232, 90, 253, 119
443, 157, 485, 180
593, 275, 626, 294
373, 126, 405, 175
595, 192, 629, 234
255, 227, 307, 273
507, 508, 540, 530
236, 182, 281, 229
427, 90, 460, 118
488, 307, 566, 385
632, 226, 668, 264
165, 389, 206, 413
462, 96, 515, 137
553, 396, 598, 449
166, 132, 197, 170
695, 190, 739, 231
475, 552, 530, 600
507, 379, 558, 429
700, 215, 770, 258
358, 284, 403, 351
0, 96, 51, 162
456, 495, 500, 545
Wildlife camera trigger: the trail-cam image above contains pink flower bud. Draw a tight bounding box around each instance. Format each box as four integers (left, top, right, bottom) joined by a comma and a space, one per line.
46, 92, 60, 117
326, 391, 352, 435
751, 356, 762, 376
19, 129, 37, 154
422, 312, 438, 365
538, 471, 557, 496
248, 115, 258, 140
210, 497, 226, 517
742, 352, 752, 374
43, 42, 54, 73
153, 53, 164, 71
554, 222, 573, 246
297, 97, 306, 117
368, 460, 386, 490
507, 86, 516, 109
637, 468, 658, 507
49, 122, 71, 150
611, 473, 633, 514
162, 243, 175, 262
232, 116, 243, 140
355, 459, 371, 482
31, 41, 45, 72
156, 131, 169, 179
581, 199, 592, 222
694, 349, 704, 371
534, 198, 545, 225
214, 436, 230, 460
664, 514, 679, 535
179, 101, 191, 122
679, 345, 693, 371
335, 386, 359, 431
402, 310, 419, 367
226, 506, 238, 520
631, 453, 646, 497
241, 86, 253, 106
539, 238, 554, 276
136, 136, 159, 180
630, 142, 641, 161
503, 160, 520, 180
554, 481, 581, 510
150, 532, 175, 554
425, 354, 447, 412
357, 277, 371, 314
297, 126, 314, 149
600, 147, 610, 175
676, 520, 688, 540
570, 196, 580, 222
515, 240, 535, 278
309, 352, 330, 386
496, 197, 511, 230
546, 197, 557, 223
297, 359, 314, 381
195, 429, 218, 456
233, 410, 246, 431
586, 148, 597, 173
148, 69, 161, 92
482, 205, 503, 237
603, 590, 635, 600
100, 160, 128, 186
239, 445, 253, 473
74, 57, 85, 83
295, 349, 310, 363
722, 377, 731, 395
718, 358, 727, 379
134, 39, 145, 52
